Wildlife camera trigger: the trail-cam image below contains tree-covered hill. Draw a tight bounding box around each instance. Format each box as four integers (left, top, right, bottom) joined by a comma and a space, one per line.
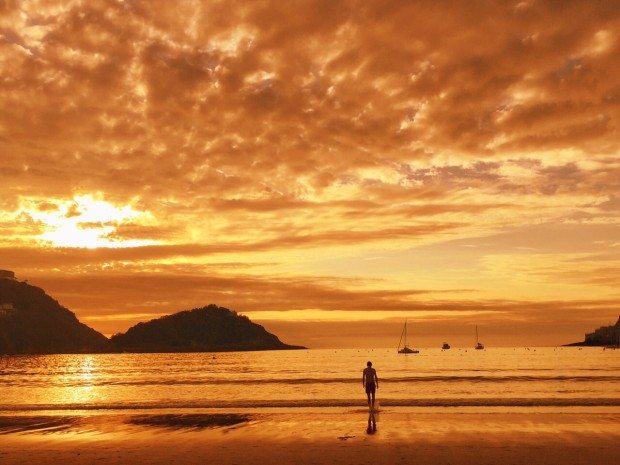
109, 304, 305, 352
0, 278, 108, 354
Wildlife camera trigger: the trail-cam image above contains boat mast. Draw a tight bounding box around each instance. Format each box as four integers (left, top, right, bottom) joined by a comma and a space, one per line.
397, 320, 406, 351
476, 325, 479, 345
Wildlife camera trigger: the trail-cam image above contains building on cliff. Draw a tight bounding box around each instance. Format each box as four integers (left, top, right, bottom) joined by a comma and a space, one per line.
0, 303, 14, 317
0, 271, 17, 317
585, 316, 620, 346
0, 270, 16, 280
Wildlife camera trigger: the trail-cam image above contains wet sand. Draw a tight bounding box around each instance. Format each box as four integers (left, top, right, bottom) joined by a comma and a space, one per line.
1, 408, 619, 465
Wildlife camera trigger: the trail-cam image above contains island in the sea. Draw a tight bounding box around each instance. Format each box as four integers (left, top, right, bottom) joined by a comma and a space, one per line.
0, 270, 305, 354
109, 305, 305, 352
565, 316, 620, 347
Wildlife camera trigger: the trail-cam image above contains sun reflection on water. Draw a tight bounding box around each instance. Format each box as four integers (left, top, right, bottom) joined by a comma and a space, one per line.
62, 356, 102, 406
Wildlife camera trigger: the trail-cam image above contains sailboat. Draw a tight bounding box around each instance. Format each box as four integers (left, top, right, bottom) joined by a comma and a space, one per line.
397, 320, 419, 354
475, 325, 485, 350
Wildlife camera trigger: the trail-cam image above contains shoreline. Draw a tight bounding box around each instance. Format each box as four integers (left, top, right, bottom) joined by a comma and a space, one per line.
2, 396, 620, 411
3, 405, 620, 415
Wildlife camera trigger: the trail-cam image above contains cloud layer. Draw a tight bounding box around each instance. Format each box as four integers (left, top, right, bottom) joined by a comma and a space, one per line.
1, 0, 619, 345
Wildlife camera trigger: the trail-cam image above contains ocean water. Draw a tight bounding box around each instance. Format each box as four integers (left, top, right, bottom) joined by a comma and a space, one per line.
0, 347, 618, 411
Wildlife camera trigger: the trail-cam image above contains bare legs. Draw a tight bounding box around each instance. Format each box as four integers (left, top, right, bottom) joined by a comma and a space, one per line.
367, 391, 375, 409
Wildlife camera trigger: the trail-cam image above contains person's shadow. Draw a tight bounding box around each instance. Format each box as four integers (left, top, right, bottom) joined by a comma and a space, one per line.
366, 408, 377, 434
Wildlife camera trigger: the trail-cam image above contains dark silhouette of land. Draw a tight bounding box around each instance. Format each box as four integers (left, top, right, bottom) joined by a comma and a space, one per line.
564, 316, 620, 347
109, 305, 305, 352
0, 271, 305, 354
0, 274, 108, 354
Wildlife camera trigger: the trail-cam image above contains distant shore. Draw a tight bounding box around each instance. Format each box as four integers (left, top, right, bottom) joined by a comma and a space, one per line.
0, 346, 307, 356
0, 408, 618, 465
562, 341, 619, 347
2, 345, 613, 355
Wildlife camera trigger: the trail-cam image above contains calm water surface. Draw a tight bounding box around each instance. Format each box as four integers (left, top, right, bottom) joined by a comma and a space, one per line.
0, 348, 618, 410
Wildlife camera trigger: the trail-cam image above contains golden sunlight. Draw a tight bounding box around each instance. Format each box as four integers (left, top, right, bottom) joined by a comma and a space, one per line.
24, 194, 157, 249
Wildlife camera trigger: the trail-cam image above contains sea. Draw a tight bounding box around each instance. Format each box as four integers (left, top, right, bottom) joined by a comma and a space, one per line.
1, 347, 618, 411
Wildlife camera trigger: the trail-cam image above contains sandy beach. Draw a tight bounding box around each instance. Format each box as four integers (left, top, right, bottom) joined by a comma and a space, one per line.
1, 408, 619, 465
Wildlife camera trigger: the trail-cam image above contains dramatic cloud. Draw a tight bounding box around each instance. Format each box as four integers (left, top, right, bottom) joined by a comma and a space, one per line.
1, 0, 618, 346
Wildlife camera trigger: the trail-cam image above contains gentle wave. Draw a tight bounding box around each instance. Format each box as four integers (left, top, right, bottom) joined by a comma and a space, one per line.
3, 374, 620, 388
2, 398, 620, 410
4, 367, 619, 377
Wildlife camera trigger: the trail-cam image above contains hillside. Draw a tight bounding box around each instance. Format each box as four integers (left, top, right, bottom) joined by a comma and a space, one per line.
109, 305, 305, 352
0, 271, 305, 354
0, 276, 108, 354
110, 305, 304, 352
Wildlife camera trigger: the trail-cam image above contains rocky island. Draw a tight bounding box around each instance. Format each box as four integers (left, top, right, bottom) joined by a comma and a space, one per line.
0, 270, 305, 354
109, 305, 305, 352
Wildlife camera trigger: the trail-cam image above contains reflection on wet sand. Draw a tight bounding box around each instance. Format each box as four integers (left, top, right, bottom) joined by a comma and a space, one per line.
129, 413, 250, 430
2, 411, 619, 465
0, 413, 251, 435
0, 416, 80, 435
366, 409, 377, 434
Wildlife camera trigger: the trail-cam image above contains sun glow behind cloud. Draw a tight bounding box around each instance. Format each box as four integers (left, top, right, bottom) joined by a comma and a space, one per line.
22, 195, 158, 249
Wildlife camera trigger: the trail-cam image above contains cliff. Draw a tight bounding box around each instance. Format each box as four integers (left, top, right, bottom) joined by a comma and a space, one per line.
0, 277, 108, 354
565, 316, 620, 347
109, 304, 305, 352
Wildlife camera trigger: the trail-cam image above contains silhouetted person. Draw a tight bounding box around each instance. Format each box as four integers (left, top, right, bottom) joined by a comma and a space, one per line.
363, 361, 379, 408
363, 361, 378, 434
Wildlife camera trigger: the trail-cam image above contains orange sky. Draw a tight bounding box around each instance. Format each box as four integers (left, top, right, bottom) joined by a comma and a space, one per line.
1, 0, 619, 347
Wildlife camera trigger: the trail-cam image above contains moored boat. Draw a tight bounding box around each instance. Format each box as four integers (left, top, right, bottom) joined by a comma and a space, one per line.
397, 320, 420, 354
475, 325, 485, 350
